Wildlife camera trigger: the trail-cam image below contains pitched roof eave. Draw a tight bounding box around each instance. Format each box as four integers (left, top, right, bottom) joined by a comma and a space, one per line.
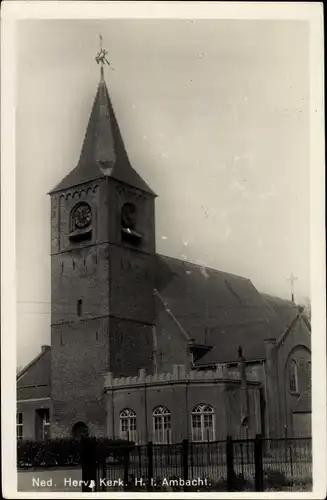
275, 314, 300, 349
17, 349, 48, 382
154, 288, 191, 342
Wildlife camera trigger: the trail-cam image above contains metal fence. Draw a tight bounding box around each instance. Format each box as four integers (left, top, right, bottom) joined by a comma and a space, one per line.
89, 435, 312, 492
17, 436, 311, 492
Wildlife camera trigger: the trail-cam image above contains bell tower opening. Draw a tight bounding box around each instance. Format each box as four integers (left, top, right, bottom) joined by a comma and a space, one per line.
121, 202, 143, 244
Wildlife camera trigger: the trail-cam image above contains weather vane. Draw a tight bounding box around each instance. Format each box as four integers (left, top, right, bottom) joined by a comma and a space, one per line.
95, 35, 113, 71
286, 272, 298, 303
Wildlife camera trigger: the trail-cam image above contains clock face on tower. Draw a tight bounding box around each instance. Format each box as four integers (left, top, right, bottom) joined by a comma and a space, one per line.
71, 202, 92, 230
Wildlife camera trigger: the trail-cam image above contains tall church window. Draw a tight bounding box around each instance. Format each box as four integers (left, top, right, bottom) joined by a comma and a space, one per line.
191, 404, 215, 442
17, 412, 23, 441
289, 360, 299, 393
153, 406, 171, 444
120, 409, 137, 442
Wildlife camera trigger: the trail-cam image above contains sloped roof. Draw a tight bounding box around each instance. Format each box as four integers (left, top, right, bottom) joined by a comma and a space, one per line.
262, 294, 299, 331
155, 255, 280, 364
49, 72, 155, 195
18, 259, 306, 382
17, 346, 51, 400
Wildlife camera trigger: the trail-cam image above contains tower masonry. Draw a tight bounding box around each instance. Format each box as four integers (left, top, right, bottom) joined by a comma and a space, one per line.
49, 68, 156, 438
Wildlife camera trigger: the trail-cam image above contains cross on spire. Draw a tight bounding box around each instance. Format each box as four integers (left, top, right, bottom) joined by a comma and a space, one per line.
95, 34, 112, 79
286, 273, 298, 303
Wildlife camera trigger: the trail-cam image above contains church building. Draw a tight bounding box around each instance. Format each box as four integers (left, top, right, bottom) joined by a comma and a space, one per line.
17, 64, 312, 445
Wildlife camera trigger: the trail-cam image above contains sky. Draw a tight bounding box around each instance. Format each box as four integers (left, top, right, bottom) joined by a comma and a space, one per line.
16, 19, 310, 368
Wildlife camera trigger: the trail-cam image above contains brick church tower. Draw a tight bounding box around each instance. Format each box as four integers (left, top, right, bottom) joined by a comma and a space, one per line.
49, 67, 156, 437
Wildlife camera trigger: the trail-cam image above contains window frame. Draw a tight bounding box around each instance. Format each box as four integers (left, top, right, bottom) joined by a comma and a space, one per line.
152, 406, 172, 444
42, 409, 50, 440
119, 408, 137, 443
191, 404, 215, 442
16, 412, 23, 441
289, 359, 299, 393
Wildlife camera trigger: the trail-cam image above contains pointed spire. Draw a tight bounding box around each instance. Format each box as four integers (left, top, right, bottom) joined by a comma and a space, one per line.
49, 39, 155, 196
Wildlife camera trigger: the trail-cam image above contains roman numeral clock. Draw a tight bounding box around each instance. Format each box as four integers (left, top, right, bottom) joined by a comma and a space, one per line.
69, 202, 92, 242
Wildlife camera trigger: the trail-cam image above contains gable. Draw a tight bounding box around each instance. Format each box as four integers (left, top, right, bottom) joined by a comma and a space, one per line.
17, 347, 51, 400
276, 315, 311, 352
262, 294, 299, 331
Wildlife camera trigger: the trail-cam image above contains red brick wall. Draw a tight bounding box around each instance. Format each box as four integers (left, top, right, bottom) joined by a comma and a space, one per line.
51, 317, 109, 437
50, 176, 156, 437
109, 245, 156, 324
109, 318, 154, 377
51, 243, 110, 325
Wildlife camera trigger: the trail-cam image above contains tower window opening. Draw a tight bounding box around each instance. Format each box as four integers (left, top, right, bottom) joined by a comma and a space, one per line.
121, 202, 143, 244
77, 299, 83, 317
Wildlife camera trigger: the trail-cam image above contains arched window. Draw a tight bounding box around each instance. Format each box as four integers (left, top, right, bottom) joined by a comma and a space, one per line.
289, 360, 299, 393
153, 406, 171, 444
120, 409, 137, 442
72, 421, 89, 440
191, 404, 215, 442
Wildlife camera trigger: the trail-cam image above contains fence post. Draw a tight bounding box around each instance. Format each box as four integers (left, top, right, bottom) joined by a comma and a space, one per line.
254, 434, 264, 492
147, 441, 153, 492
226, 435, 235, 491
182, 439, 189, 484
81, 436, 97, 492
123, 444, 130, 491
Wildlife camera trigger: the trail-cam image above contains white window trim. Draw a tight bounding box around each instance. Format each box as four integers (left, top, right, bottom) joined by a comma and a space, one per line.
119, 409, 137, 443
17, 413, 23, 440
191, 404, 216, 442
42, 411, 50, 440
152, 406, 172, 444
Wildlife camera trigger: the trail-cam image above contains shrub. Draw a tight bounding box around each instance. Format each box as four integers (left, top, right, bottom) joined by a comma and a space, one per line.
17, 437, 132, 469
263, 468, 293, 489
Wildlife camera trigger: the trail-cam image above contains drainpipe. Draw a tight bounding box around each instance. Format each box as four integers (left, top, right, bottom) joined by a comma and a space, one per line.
264, 338, 278, 438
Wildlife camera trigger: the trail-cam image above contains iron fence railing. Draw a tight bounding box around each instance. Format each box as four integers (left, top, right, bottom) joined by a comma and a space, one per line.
17, 435, 312, 492
93, 435, 312, 492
